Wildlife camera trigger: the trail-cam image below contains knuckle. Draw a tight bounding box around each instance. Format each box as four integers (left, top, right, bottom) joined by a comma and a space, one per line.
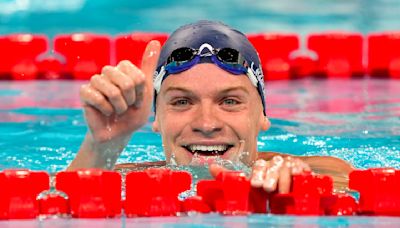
119, 60, 133, 68
108, 89, 122, 100
285, 156, 293, 161
79, 84, 89, 95
119, 104, 128, 113
272, 155, 284, 166
120, 80, 134, 92
90, 74, 101, 84
91, 94, 105, 106
101, 65, 113, 75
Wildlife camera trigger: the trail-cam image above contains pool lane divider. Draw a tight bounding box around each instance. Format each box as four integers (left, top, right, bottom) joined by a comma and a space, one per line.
1, 32, 400, 80
0, 167, 398, 219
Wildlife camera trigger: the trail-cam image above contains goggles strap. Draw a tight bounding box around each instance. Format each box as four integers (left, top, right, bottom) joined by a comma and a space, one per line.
154, 66, 166, 93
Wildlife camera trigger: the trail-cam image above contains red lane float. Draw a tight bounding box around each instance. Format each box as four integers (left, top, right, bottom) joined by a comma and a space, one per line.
38, 192, 69, 216
269, 172, 357, 215
248, 33, 299, 80
197, 171, 253, 215
0, 170, 49, 219
36, 57, 64, 80
3, 168, 400, 219
0, 34, 47, 80
2, 32, 400, 80
368, 32, 400, 78
55, 169, 121, 218
115, 32, 168, 67
54, 33, 111, 80
125, 168, 191, 217
181, 196, 211, 213
308, 32, 364, 78
349, 168, 400, 216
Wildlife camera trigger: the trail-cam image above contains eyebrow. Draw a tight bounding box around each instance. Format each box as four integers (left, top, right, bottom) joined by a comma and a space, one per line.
162, 86, 250, 95
162, 87, 194, 96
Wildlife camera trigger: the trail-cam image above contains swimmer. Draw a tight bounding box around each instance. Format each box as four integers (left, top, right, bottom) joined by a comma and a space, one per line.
68, 20, 353, 193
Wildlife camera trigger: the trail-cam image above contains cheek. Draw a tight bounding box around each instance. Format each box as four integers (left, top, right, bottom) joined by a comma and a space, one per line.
157, 111, 190, 145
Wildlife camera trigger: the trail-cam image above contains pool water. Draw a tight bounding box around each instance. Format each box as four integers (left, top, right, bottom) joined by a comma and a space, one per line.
1, 79, 399, 173
1, 77, 400, 227
2, 0, 400, 226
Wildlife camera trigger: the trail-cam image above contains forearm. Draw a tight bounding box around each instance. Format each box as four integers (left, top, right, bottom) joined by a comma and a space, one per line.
67, 132, 131, 171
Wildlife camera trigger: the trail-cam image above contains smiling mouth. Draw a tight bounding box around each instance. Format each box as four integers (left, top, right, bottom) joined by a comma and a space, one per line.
182, 144, 234, 156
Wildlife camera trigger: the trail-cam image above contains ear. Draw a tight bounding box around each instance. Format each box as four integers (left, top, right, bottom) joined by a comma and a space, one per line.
260, 115, 271, 131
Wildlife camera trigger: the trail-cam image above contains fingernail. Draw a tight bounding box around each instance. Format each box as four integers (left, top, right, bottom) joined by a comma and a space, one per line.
251, 177, 264, 188
263, 178, 276, 192
146, 41, 159, 57
254, 159, 267, 169
292, 166, 301, 174
272, 155, 284, 167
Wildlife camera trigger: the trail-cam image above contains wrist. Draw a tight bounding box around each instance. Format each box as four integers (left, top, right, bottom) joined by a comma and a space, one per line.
68, 132, 131, 170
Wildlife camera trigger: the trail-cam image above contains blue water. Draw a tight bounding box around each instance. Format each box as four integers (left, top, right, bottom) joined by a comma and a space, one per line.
2, 0, 400, 226
1, 79, 400, 174
1, 80, 400, 227
1, 0, 400, 36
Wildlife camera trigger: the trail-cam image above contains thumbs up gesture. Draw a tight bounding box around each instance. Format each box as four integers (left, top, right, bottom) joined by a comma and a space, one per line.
80, 41, 161, 143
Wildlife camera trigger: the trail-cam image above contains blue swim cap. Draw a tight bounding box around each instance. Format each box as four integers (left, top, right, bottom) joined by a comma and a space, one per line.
154, 20, 266, 115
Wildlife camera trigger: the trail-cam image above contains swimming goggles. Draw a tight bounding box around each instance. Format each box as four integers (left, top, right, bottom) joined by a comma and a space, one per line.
154, 43, 260, 93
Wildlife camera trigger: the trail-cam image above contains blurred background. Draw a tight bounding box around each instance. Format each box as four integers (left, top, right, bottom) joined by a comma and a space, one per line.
1, 0, 400, 36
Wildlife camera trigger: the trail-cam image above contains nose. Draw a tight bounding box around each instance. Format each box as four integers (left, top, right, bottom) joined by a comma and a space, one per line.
191, 103, 222, 137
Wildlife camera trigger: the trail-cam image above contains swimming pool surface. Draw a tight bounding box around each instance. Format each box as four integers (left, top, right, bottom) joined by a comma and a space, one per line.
2, 0, 400, 226
1, 79, 399, 225
1, 79, 399, 173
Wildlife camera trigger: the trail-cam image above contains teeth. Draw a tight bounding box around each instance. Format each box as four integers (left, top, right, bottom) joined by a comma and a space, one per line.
188, 145, 228, 152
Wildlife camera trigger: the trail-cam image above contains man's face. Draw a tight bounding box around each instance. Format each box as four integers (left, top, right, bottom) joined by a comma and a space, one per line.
153, 63, 270, 166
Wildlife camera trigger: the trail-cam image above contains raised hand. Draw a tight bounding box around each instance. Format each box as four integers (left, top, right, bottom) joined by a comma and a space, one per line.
68, 40, 161, 170
80, 40, 161, 142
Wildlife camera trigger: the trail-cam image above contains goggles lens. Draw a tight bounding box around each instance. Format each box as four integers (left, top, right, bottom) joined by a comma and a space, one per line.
167, 47, 196, 66
216, 48, 241, 63
165, 46, 247, 74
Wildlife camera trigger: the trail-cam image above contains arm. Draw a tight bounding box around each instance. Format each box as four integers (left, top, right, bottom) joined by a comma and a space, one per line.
67, 41, 161, 171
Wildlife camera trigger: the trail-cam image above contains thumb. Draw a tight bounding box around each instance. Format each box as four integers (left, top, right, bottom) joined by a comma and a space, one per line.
209, 163, 228, 179
140, 40, 161, 91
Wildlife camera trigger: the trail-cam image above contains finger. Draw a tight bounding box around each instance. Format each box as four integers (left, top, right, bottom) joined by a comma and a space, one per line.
263, 156, 284, 192
90, 74, 128, 115
117, 60, 146, 108
80, 84, 113, 116
250, 159, 268, 188
209, 163, 228, 179
278, 157, 293, 194
292, 158, 307, 174
141, 40, 161, 93
102, 65, 136, 106
302, 160, 312, 172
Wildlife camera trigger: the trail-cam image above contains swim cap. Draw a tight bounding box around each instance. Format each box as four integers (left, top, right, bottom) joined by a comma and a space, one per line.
154, 20, 266, 115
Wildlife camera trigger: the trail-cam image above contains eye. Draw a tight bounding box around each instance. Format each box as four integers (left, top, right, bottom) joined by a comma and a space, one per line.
171, 98, 190, 106
222, 98, 239, 105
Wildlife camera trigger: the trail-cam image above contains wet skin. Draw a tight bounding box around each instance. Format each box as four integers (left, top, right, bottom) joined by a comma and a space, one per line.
68, 41, 353, 193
